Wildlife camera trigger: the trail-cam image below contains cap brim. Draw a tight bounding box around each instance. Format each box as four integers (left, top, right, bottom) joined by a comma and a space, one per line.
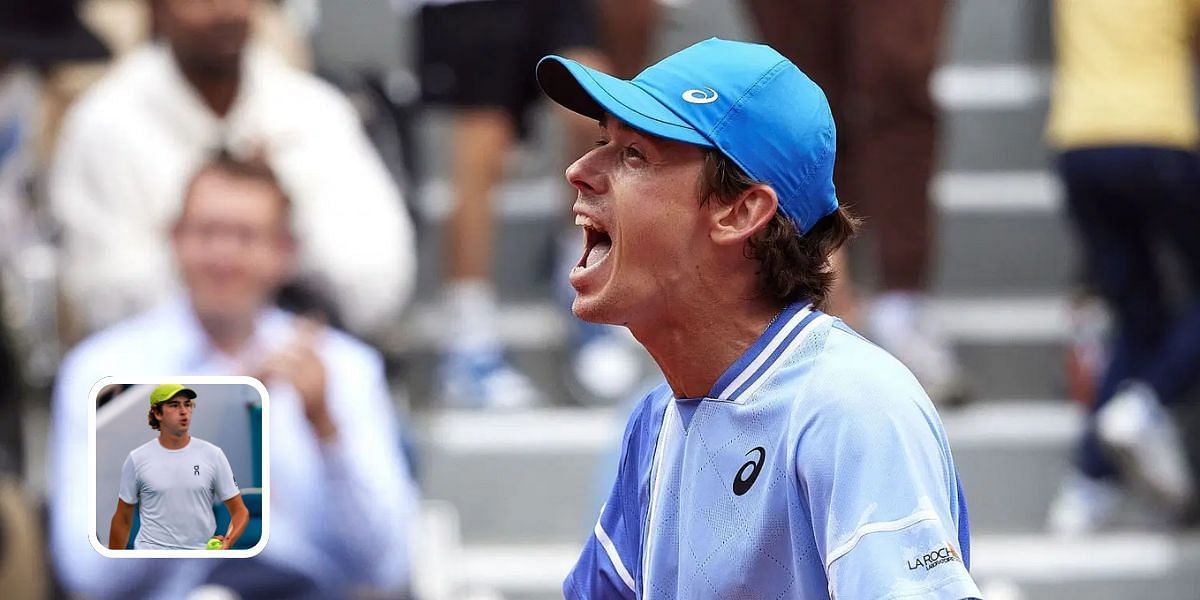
537, 56, 714, 148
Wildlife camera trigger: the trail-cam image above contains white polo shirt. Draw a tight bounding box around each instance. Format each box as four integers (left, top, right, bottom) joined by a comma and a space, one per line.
118, 436, 240, 550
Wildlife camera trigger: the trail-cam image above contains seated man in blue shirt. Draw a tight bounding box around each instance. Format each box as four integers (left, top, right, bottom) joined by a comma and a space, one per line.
537, 38, 981, 599
49, 153, 418, 599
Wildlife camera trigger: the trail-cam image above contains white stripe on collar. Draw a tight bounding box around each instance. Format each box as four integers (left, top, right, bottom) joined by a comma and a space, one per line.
713, 304, 815, 401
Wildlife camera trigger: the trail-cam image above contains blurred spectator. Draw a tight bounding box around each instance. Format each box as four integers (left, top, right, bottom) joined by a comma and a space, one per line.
1045, 0, 1200, 534
742, 0, 967, 405
415, 0, 644, 407
50, 0, 415, 341
37, 0, 312, 166
595, 0, 659, 80
2, 0, 111, 386
48, 153, 419, 598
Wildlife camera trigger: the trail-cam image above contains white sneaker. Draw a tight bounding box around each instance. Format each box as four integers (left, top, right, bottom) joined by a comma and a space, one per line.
570, 331, 646, 404
868, 293, 970, 406
1046, 469, 1123, 535
439, 350, 542, 410
1097, 382, 1195, 510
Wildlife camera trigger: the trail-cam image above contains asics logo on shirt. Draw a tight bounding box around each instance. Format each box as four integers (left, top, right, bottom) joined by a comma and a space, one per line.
682, 87, 719, 104
733, 446, 766, 496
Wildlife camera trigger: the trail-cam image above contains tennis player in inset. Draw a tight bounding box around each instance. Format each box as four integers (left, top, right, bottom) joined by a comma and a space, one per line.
107, 384, 248, 550
537, 38, 981, 598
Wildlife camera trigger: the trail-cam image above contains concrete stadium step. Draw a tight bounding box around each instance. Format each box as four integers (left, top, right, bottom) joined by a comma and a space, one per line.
416, 407, 615, 545
450, 532, 1200, 600
388, 295, 1073, 403
939, 99, 1051, 173
943, 0, 1051, 67
414, 401, 1155, 547
930, 171, 1072, 296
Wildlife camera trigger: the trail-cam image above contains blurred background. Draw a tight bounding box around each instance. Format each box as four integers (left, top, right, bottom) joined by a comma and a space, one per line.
2, 0, 1200, 598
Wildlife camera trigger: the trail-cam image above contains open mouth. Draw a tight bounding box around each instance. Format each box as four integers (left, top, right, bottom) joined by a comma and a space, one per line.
575, 215, 612, 273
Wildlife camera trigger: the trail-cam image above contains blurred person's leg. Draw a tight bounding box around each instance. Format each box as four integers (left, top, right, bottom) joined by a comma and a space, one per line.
597, 0, 659, 79
1052, 148, 1187, 531
419, 0, 543, 408
743, 0, 860, 323
1092, 149, 1200, 511
1138, 149, 1200, 407
548, 0, 653, 404
446, 108, 515, 285
842, 0, 966, 404
1052, 148, 1144, 531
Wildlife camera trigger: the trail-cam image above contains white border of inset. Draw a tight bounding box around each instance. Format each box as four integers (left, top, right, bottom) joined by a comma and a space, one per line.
88, 375, 270, 558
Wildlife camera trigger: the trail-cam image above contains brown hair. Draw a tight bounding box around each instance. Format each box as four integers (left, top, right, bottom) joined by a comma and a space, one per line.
697, 150, 858, 308
181, 149, 292, 224
148, 405, 162, 430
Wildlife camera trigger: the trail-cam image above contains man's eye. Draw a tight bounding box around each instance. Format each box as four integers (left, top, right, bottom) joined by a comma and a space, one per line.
622, 146, 646, 161
593, 138, 608, 148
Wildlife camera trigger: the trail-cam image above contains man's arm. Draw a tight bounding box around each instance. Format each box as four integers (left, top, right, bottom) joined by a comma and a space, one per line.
49, 106, 165, 331
217, 494, 249, 549
108, 499, 135, 550
278, 88, 416, 333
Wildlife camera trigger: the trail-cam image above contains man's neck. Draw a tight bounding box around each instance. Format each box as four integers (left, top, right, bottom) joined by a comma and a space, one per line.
176, 58, 241, 117
158, 431, 191, 450
630, 296, 780, 399
196, 312, 257, 358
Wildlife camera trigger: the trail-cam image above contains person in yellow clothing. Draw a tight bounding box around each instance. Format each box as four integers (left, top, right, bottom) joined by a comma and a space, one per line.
1046, 0, 1200, 534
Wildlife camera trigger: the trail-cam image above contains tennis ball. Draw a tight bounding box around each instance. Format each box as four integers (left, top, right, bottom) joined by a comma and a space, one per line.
206, 538, 222, 550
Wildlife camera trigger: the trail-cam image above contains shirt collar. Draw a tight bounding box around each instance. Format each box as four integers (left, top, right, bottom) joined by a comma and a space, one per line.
154, 295, 293, 372
706, 301, 822, 403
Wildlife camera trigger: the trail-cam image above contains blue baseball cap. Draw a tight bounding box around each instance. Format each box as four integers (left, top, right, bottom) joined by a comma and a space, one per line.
537, 37, 838, 233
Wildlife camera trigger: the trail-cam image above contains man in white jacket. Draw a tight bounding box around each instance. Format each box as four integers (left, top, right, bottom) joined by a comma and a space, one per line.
51, 0, 415, 338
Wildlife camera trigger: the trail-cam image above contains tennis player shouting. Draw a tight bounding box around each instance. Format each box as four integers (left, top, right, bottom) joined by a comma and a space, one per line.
538, 38, 981, 599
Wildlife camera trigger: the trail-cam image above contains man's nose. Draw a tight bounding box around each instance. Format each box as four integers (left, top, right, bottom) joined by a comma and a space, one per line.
566, 148, 607, 197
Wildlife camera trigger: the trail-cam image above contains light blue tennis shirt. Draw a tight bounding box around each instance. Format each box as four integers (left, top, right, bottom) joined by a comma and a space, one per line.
566, 303, 982, 599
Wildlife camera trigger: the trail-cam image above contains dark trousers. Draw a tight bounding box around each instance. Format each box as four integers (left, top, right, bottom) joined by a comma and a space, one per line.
743, 0, 945, 290
1060, 147, 1200, 479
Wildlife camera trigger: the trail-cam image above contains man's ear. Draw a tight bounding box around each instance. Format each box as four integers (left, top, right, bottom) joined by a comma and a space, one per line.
709, 184, 779, 246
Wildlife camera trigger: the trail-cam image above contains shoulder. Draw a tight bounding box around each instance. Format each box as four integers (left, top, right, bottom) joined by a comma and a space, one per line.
127, 440, 159, 463
783, 319, 945, 461
60, 308, 175, 377
616, 382, 672, 462
60, 45, 162, 136
317, 326, 387, 382
190, 438, 228, 459
625, 383, 670, 432
798, 320, 931, 422
189, 437, 217, 452
250, 47, 359, 123
788, 321, 952, 471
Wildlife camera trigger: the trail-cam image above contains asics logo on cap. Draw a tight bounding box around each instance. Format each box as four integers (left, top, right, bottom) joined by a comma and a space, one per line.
681, 87, 719, 104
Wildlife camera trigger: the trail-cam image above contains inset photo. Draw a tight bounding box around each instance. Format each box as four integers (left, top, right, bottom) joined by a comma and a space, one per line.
88, 377, 269, 558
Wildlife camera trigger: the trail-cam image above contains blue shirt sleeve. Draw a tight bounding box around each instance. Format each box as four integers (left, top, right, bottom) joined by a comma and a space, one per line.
795, 379, 981, 600
565, 387, 668, 599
